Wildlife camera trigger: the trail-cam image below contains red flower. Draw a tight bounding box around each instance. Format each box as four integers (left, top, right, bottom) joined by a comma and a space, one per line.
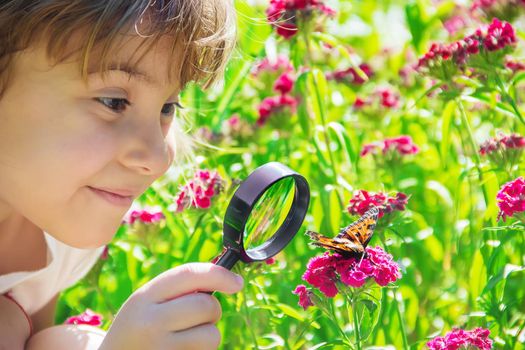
483, 18, 517, 51
273, 72, 295, 94
360, 135, 419, 157
416, 18, 517, 80
125, 209, 165, 225
353, 97, 367, 109
174, 170, 224, 212
302, 252, 338, 297
496, 176, 525, 221
64, 309, 103, 326
427, 327, 493, 350
505, 58, 525, 73
256, 94, 298, 126
326, 63, 373, 85
302, 247, 401, 297
377, 88, 399, 108
347, 190, 409, 218
266, 0, 336, 39
252, 55, 294, 77
479, 133, 525, 155
276, 22, 299, 39
292, 285, 315, 310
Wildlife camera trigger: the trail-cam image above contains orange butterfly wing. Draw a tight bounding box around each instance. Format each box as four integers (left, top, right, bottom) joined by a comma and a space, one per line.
306, 207, 379, 257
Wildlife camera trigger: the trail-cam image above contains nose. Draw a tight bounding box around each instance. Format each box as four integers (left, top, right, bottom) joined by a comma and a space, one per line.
118, 117, 174, 177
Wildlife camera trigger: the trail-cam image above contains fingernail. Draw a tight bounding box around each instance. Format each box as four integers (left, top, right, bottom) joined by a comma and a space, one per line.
235, 274, 244, 286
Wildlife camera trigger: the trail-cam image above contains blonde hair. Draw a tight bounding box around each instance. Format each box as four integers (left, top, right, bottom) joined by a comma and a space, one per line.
0, 0, 236, 97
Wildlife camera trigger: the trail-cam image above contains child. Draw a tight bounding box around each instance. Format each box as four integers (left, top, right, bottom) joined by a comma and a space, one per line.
0, 1, 244, 349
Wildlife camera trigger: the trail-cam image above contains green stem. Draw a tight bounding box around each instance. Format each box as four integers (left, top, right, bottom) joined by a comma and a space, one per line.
311, 73, 345, 209
352, 300, 362, 350
394, 290, 409, 350
325, 299, 355, 348
455, 98, 489, 208
493, 72, 525, 125
241, 287, 260, 350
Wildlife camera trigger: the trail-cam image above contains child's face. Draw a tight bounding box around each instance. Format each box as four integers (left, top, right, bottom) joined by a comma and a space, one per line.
0, 35, 181, 248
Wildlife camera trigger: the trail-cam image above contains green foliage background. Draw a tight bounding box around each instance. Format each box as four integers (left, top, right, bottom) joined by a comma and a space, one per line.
57, 1, 525, 349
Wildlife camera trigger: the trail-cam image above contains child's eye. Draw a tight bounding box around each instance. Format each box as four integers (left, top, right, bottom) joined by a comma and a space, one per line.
161, 102, 184, 117
95, 97, 131, 114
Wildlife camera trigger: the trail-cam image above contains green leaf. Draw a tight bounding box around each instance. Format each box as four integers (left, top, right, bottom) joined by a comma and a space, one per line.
440, 101, 455, 168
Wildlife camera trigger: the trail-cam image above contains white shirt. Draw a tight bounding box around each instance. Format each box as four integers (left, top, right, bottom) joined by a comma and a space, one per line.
0, 232, 104, 315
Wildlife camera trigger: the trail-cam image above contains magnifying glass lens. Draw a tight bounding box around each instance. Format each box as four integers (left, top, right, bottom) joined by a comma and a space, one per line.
243, 177, 296, 252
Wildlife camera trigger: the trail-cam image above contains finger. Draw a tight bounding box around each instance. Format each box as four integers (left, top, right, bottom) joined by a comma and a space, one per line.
153, 293, 222, 332
167, 324, 221, 350
141, 263, 244, 303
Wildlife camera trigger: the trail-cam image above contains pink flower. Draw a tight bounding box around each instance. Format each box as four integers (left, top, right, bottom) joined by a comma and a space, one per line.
353, 97, 367, 109
64, 309, 103, 326
377, 88, 400, 108
265, 257, 276, 265
505, 58, 525, 73
366, 246, 401, 286
301, 248, 401, 297
273, 72, 295, 94
416, 18, 517, 80
496, 176, 525, 221
174, 170, 224, 212
479, 133, 525, 155
293, 285, 315, 310
125, 209, 165, 225
302, 252, 338, 297
360, 135, 419, 157
252, 55, 294, 77
266, 0, 336, 39
480, 133, 525, 172
471, 0, 525, 22
427, 327, 493, 349
483, 18, 517, 51
444, 15, 467, 35
256, 94, 298, 126
347, 190, 409, 218
326, 63, 373, 85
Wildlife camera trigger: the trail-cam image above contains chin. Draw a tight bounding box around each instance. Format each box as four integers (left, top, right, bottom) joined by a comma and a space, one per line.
52, 223, 119, 249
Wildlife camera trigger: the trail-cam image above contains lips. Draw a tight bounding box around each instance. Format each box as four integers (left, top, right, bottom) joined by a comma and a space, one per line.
89, 186, 136, 197
88, 186, 136, 207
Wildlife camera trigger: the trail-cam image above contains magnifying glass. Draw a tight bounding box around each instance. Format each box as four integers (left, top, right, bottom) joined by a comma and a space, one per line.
211, 162, 310, 270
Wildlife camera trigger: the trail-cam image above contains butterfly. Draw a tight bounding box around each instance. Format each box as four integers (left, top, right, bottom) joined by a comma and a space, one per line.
305, 206, 379, 258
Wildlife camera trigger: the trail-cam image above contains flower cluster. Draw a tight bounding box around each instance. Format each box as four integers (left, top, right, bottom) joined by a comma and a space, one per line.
427, 327, 493, 350
471, 0, 525, 22
505, 58, 525, 73
251, 55, 294, 77
353, 87, 400, 111
124, 209, 165, 225
64, 309, 103, 326
416, 18, 517, 80
326, 63, 373, 85
266, 0, 336, 39
295, 247, 401, 309
257, 93, 298, 126
293, 284, 316, 310
496, 176, 525, 222
360, 135, 419, 158
479, 133, 525, 170
347, 190, 409, 218
174, 170, 224, 212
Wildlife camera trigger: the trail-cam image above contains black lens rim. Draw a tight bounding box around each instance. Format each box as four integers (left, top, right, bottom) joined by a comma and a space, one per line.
222, 162, 310, 262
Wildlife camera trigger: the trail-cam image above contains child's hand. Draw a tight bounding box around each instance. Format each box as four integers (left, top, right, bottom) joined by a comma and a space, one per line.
99, 263, 243, 350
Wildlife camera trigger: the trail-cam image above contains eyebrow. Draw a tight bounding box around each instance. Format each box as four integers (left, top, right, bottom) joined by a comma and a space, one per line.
87, 63, 158, 86
87, 62, 181, 97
